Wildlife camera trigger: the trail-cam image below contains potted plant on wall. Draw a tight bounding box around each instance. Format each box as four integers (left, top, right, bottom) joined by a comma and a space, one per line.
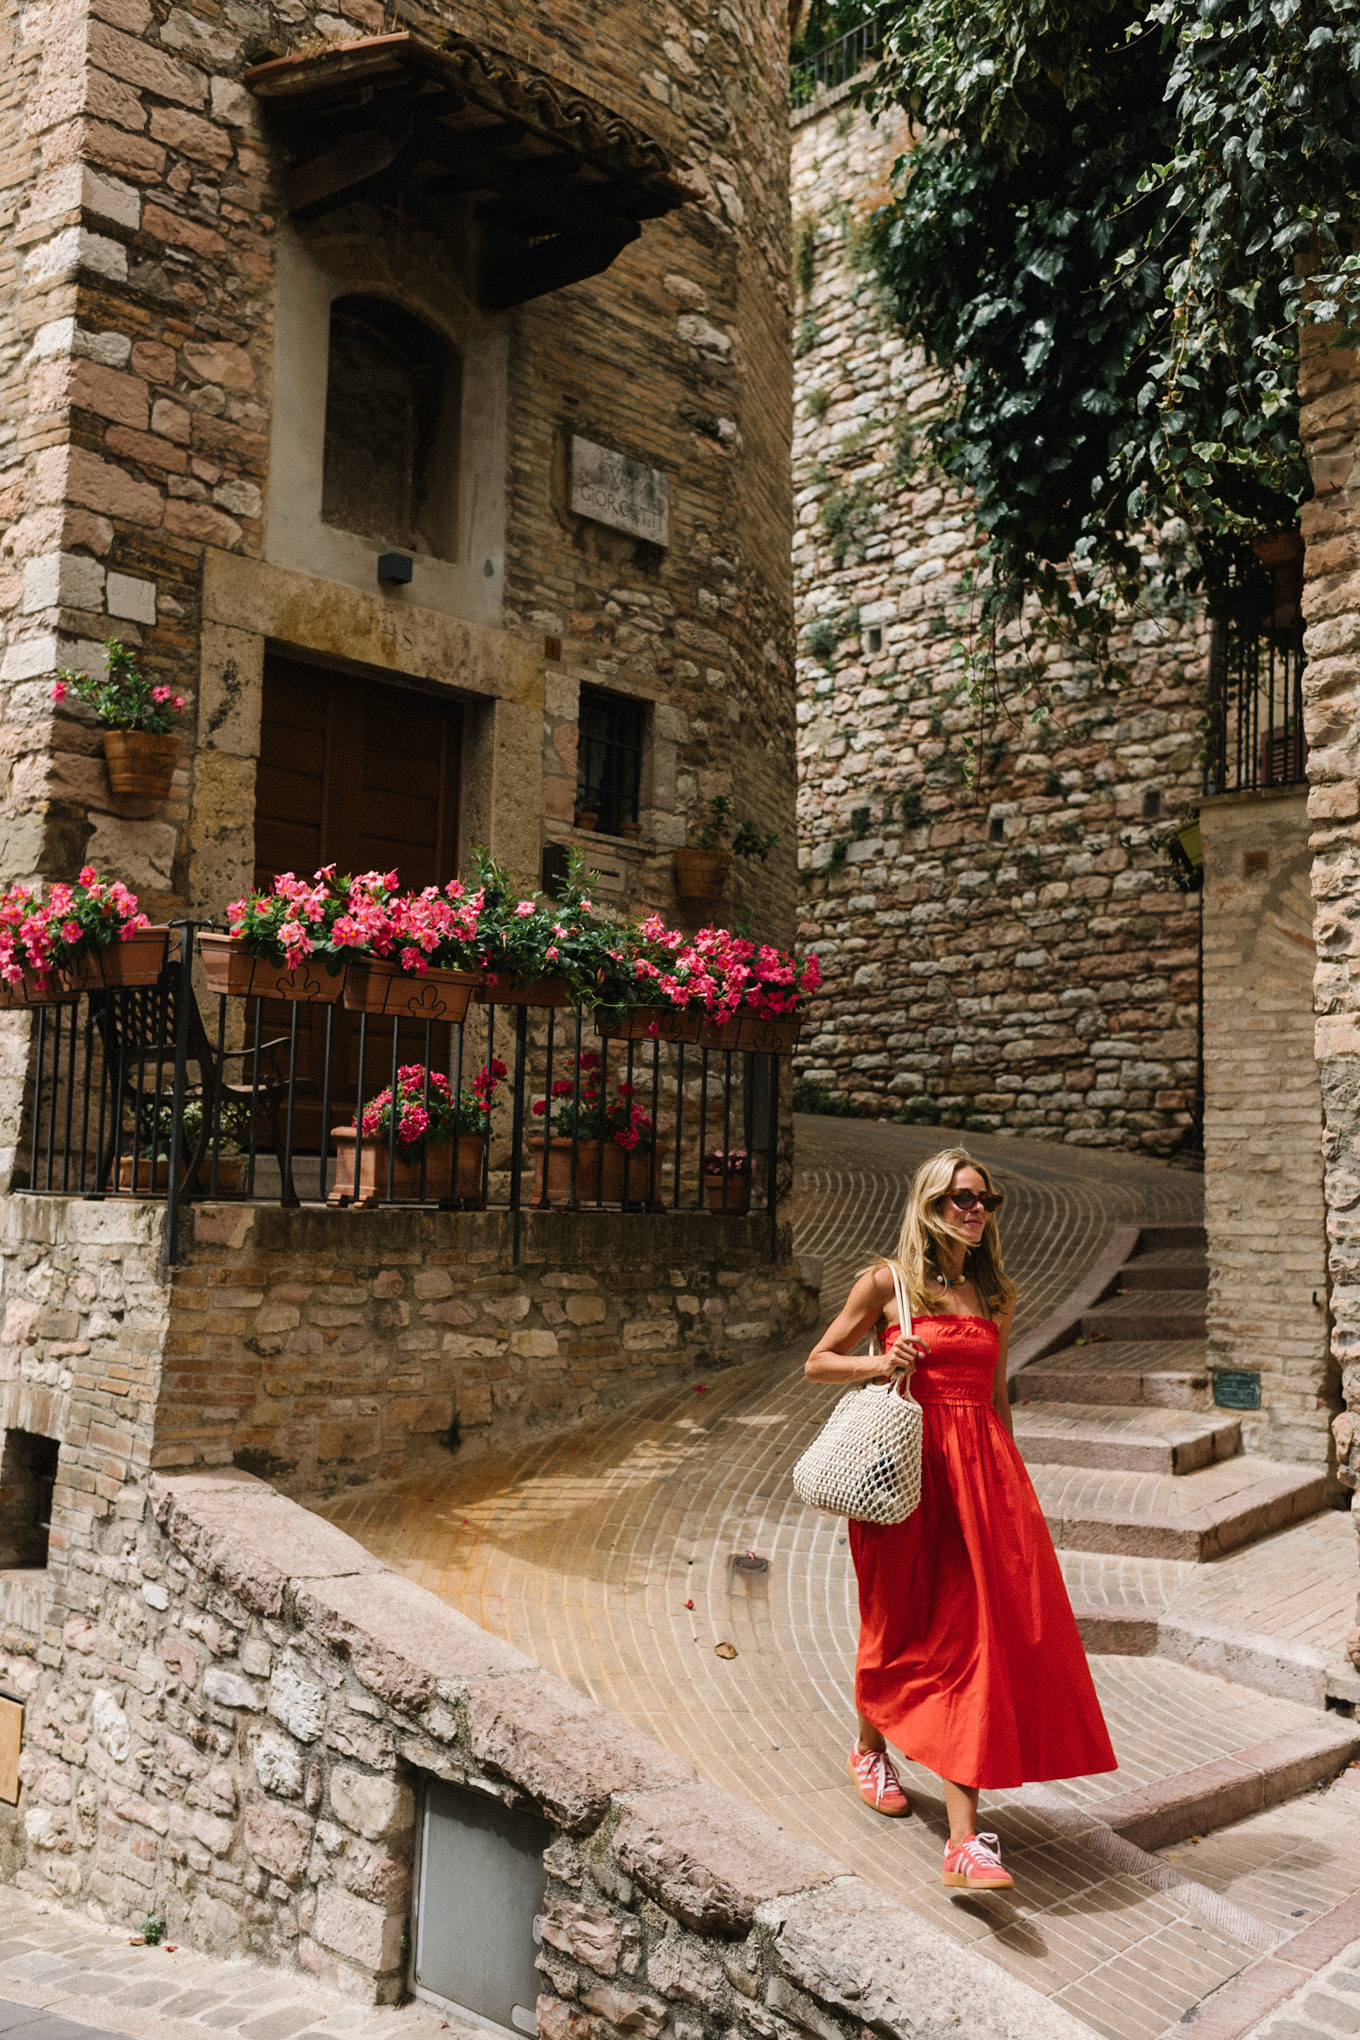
673, 796, 779, 902
471, 849, 579, 1007
330, 1059, 503, 1207
203, 868, 352, 1003
335, 873, 485, 1022
531, 1053, 665, 1205
53, 640, 186, 805
0, 870, 164, 1002
705, 1147, 752, 1213
734, 941, 822, 1053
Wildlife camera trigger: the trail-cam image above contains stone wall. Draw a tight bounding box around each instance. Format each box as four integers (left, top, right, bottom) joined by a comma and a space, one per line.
1298, 321, 1360, 1655
1200, 789, 1332, 1466
789, 99, 1206, 1152
0, 1463, 1086, 2040
0, 1195, 820, 1508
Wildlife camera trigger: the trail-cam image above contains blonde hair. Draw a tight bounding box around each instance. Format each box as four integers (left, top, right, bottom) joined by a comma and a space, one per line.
870, 1146, 1017, 1321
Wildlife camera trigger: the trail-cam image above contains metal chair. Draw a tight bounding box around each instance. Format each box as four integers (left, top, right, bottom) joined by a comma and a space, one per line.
88, 971, 313, 1204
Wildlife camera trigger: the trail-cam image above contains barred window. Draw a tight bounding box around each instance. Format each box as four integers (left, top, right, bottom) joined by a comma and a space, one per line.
576, 686, 644, 836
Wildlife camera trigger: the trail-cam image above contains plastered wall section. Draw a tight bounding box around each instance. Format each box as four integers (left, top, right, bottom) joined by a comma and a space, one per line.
0, 1466, 1089, 2040
1200, 789, 1332, 1465
789, 98, 1205, 1152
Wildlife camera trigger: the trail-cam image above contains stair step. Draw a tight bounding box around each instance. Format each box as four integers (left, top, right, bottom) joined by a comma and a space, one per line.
1031, 1455, 1327, 1561
1019, 1339, 1211, 1409
1013, 1402, 1240, 1474
1118, 1252, 1209, 1293
1131, 1224, 1206, 1254
1100, 1716, 1360, 1852
1080, 1289, 1208, 1341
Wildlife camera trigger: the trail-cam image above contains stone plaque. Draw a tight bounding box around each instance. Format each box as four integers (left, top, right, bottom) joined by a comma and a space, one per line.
0, 1694, 22, 1804
571, 437, 669, 546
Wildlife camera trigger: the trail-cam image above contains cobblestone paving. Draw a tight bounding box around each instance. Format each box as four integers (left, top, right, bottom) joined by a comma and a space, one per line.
1160, 1767, 1360, 1938
0, 1895, 475, 2040
321, 1120, 1360, 2040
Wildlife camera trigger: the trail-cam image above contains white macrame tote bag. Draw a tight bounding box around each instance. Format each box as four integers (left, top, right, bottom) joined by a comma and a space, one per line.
792, 1262, 924, 1526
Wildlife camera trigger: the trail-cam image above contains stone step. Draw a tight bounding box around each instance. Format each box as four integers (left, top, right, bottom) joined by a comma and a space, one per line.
1131, 1224, 1207, 1254
1012, 1402, 1240, 1474
1118, 1251, 1209, 1293
1032, 1454, 1327, 1561
1080, 1289, 1208, 1342
1099, 1715, 1360, 1852
1018, 1339, 1211, 1409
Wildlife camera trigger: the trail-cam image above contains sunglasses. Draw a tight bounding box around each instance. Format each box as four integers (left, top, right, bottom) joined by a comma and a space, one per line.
944, 1189, 1004, 1213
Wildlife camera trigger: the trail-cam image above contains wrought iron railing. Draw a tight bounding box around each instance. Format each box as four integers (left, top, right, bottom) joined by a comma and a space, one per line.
14, 925, 785, 1266
1203, 538, 1307, 796
790, 9, 884, 106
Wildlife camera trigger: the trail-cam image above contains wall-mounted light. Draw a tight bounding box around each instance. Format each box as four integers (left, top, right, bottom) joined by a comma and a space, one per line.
377, 552, 413, 584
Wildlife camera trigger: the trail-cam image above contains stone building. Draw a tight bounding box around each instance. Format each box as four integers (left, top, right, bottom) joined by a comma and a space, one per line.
0, 0, 832, 1971
790, 99, 1207, 1155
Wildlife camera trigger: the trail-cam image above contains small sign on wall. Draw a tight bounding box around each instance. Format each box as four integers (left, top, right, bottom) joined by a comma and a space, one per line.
0, 1693, 22, 1804
571, 437, 669, 547
1212, 1368, 1262, 1411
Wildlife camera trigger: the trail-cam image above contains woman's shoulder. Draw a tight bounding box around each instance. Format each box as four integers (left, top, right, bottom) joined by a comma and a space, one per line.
849, 1261, 898, 1305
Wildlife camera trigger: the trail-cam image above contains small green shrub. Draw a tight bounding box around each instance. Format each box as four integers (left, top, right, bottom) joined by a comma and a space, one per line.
806, 386, 831, 422
792, 1079, 863, 1118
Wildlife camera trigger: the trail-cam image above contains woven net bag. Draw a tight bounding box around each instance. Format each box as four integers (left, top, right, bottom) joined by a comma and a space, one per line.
792, 1263, 923, 1526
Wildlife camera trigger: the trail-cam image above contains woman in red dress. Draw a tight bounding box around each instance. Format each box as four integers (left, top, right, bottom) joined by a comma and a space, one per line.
805, 1146, 1116, 1891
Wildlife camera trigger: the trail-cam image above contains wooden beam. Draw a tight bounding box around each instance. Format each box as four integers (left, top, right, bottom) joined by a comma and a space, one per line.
481, 222, 640, 310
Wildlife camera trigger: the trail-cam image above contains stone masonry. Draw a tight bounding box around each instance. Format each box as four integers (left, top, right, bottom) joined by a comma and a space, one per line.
1200, 788, 1333, 1468
0, 0, 801, 1173
1299, 319, 1360, 1648
0, 1194, 820, 1525
0, 1465, 1088, 2040
789, 97, 1206, 1151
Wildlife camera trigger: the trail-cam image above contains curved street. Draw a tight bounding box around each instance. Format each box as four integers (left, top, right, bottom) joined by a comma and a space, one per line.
321, 1121, 1358, 2040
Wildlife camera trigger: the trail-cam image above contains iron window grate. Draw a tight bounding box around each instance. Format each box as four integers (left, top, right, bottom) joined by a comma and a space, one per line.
576, 686, 644, 836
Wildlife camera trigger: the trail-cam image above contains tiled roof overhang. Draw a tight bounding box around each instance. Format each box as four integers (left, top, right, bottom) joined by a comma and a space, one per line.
244, 31, 698, 309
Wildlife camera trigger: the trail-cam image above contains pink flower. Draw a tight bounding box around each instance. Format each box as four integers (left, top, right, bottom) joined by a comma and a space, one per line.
51, 680, 68, 702
514, 901, 535, 918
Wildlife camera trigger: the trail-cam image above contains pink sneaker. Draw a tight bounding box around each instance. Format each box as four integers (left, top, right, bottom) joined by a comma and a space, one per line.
943, 1831, 1013, 1890
846, 1742, 909, 1816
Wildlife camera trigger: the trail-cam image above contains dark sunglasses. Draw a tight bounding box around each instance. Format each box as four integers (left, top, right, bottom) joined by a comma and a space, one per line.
944, 1189, 1004, 1213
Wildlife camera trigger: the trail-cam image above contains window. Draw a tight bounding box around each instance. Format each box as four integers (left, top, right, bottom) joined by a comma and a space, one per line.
989, 817, 1005, 842
0, 1430, 59, 1570
321, 296, 461, 558
1142, 788, 1162, 820
575, 687, 644, 836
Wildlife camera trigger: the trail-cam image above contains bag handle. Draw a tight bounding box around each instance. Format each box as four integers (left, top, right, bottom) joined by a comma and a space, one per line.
869, 1262, 913, 1358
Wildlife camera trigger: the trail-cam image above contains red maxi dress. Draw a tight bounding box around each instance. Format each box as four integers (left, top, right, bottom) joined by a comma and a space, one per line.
848, 1314, 1117, 1789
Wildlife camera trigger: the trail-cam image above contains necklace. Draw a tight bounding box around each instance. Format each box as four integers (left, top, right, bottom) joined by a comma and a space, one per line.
933, 1268, 969, 1290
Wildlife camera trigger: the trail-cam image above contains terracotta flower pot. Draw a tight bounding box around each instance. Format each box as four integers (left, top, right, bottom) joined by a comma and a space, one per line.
475, 975, 572, 1007
575, 813, 598, 832
735, 1013, 802, 1054
343, 958, 480, 1023
199, 933, 347, 1004
0, 972, 78, 1009
118, 1155, 169, 1193
706, 1173, 752, 1214
64, 926, 170, 991
103, 730, 180, 802
531, 1137, 667, 1206
696, 1016, 743, 1051
200, 1155, 245, 1195
596, 1006, 703, 1044
673, 848, 732, 901
329, 1130, 485, 1208
620, 821, 642, 842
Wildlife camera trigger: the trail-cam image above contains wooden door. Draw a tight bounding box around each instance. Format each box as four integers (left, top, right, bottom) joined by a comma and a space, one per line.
252, 655, 464, 1153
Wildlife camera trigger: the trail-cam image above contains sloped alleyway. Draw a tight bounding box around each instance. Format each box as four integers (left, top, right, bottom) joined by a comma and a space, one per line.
318, 1119, 1360, 2040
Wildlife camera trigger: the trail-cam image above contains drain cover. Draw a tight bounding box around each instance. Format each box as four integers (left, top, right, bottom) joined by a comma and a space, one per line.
732, 1552, 769, 1574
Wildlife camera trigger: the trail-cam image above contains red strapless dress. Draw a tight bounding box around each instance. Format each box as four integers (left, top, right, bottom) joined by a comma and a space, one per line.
848, 1315, 1117, 1789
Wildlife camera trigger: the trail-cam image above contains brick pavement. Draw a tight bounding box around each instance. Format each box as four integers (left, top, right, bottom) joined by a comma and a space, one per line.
318, 1118, 1360, 2040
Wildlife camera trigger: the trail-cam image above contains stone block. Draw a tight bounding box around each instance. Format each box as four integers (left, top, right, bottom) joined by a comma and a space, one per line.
292, 1569, 533, 1713
612, 1782, 838, 1934
313, 1886, 404, 1973
328, 1766, 414, 1842
465, 1669, 696, 1832
539, 1891, 622, 1975
245, 1799, 313, 1883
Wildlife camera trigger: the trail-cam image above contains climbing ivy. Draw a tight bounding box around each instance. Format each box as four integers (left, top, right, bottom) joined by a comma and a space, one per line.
860, 0, 1360, 657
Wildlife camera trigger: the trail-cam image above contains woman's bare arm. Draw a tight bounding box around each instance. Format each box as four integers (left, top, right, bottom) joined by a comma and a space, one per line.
992, 1301, 1016, 1436
805, 1265, 931, 1387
